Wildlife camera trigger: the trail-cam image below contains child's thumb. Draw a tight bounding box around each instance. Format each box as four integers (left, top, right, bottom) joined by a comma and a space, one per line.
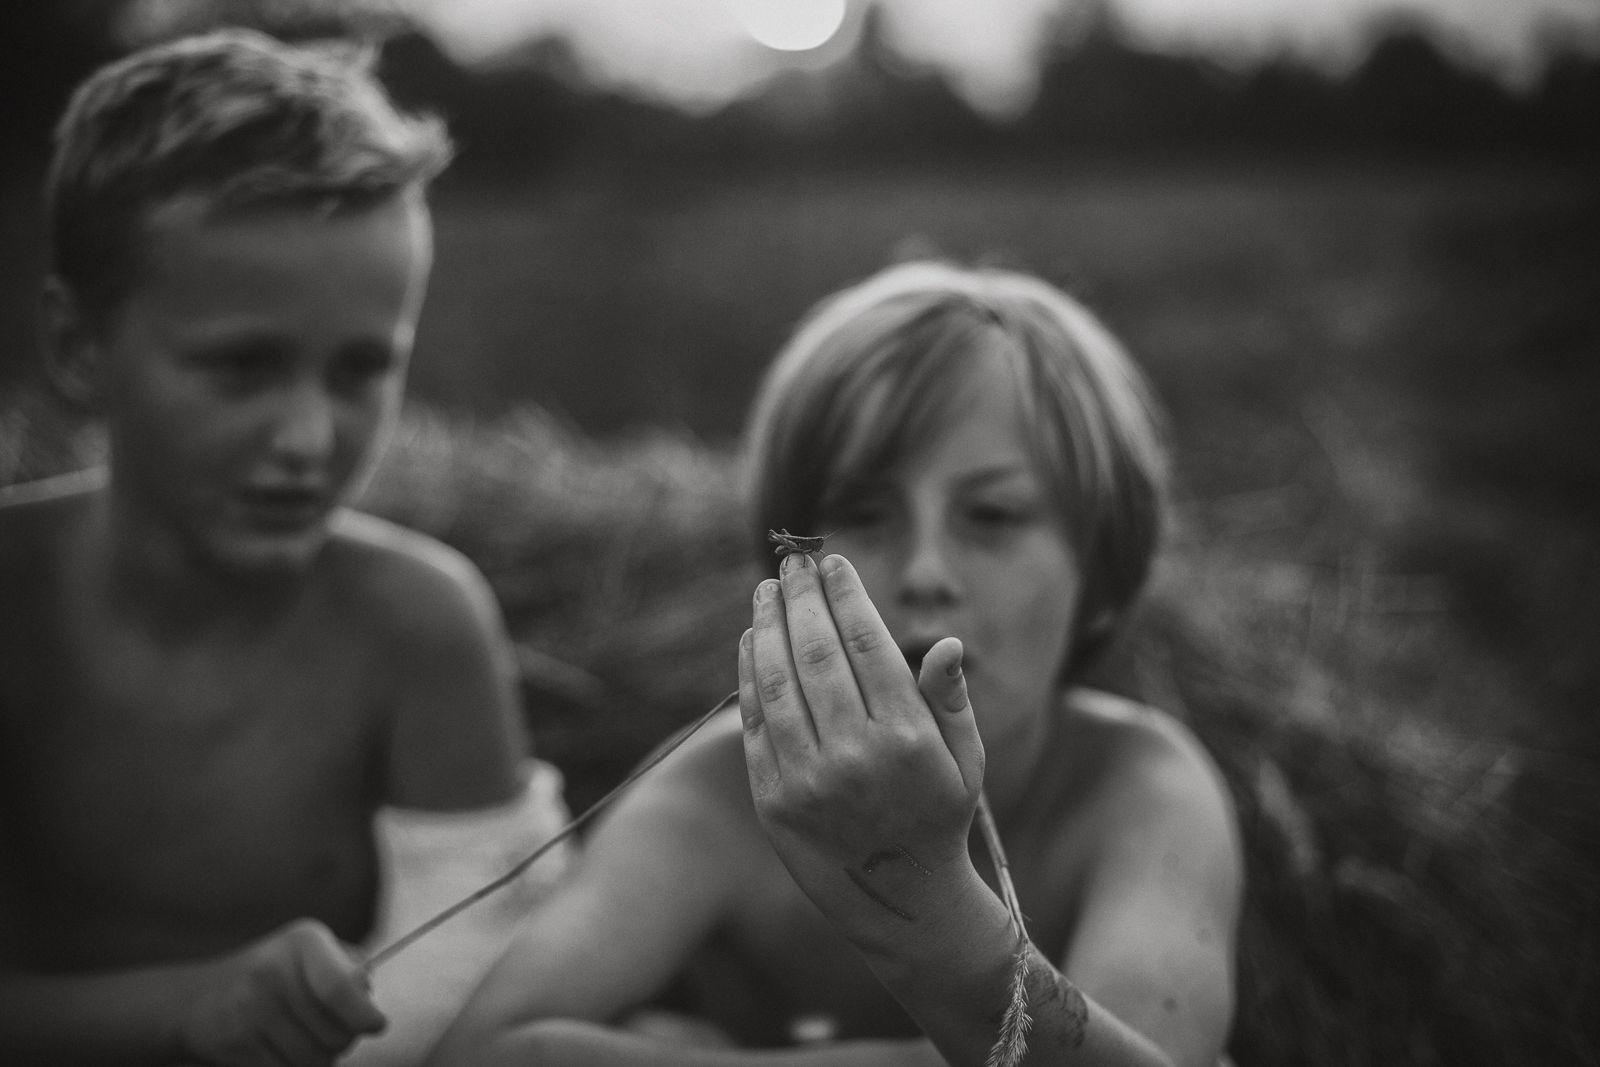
918, 637, 985, 796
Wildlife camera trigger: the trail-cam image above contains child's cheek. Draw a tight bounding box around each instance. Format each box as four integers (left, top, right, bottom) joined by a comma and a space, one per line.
1009, 560, 1079, 682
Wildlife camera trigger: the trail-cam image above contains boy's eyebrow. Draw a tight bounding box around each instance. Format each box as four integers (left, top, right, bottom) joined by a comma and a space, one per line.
180, 333, 294, 361
827, 462, 1038, 508
952, 463, 1036, 490
165, 314, 290, 343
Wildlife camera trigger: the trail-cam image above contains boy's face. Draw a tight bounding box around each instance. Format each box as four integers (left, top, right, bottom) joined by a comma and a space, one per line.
92, 191, 433, 574
824, 340, 1082, 761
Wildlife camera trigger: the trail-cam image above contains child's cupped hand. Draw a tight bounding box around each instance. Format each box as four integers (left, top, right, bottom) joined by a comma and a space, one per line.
178, 919, 386, 1067
738, 552, 987, 945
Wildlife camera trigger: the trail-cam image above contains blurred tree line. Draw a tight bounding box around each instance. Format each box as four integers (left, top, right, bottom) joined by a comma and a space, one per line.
3, 0, 1596, 179
385, 10, 1600, 178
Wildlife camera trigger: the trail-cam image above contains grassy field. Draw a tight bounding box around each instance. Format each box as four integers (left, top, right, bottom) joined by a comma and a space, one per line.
3, 157, 1596, 1064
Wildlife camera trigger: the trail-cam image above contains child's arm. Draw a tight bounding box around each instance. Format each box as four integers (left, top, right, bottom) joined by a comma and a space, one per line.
347, 516, 528, 813
332, 516, 563, 1061
0, 919, 384, 1066
440, 1018, 949, 1067
424, 731, 750, 1066
738, 553, 1238, 1067
1050, 700, 1241, 1067
418, 730, 954, 1067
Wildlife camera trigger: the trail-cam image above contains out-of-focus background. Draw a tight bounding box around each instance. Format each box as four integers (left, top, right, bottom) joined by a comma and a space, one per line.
2, 1, 1597, 1064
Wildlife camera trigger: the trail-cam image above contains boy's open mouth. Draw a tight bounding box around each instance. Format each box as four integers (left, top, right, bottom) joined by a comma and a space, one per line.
239, 485, 328, 530
899, 636, 943, 677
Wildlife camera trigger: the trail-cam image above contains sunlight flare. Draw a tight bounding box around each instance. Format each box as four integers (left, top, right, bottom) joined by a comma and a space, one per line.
730, 0, 848, 51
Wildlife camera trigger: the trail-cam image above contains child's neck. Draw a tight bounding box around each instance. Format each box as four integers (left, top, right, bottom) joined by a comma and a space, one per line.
83, 479, 312, 637
982, 693, 1061, 830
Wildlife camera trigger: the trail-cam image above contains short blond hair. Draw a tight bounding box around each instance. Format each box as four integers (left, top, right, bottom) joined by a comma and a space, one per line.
48, 28, 451, 321
745, 261, 1170, 678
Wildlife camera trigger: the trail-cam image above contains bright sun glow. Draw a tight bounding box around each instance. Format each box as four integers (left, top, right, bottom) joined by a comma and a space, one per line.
731, 0, 848, 51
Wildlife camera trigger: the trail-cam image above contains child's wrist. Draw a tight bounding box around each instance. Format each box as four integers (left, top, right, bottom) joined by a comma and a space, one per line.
859, 880, 1027, 1067
855, 859, 1018, 995
162, 957, 226, 1060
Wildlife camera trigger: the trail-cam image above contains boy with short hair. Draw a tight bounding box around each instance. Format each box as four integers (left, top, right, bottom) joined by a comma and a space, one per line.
0, 29, 564, 1065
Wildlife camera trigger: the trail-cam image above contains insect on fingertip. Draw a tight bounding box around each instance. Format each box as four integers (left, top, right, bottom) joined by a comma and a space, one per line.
769, 529, 826, 559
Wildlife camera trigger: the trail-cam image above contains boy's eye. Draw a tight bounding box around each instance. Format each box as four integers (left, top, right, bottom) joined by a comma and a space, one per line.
963, 500, 1036, 528
329, 343, 398, 390
191, 342, 285, 389
820, 480, 897, 532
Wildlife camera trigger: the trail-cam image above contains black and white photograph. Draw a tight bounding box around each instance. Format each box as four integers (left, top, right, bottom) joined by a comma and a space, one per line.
1, 1, 1596, 1064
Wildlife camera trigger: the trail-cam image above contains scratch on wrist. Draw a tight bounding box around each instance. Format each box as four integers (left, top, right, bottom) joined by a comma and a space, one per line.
845, 868, 918, 921
845, 844, 932, 922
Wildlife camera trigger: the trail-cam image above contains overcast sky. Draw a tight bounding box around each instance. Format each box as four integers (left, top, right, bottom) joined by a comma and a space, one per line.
397, 0, 1598, 116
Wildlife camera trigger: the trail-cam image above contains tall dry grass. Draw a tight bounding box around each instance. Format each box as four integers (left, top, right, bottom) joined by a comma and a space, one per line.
358, 406, 756, 807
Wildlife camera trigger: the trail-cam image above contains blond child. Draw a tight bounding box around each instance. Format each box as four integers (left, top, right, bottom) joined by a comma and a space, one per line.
0, 31, 567, 1066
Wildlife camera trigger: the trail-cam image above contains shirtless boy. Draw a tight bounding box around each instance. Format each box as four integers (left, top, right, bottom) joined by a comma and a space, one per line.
0, 31, 540, 1065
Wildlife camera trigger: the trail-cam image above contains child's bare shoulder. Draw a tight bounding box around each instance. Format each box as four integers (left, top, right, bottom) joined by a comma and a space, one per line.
1050, 689, 1243, 981
323, 508, 524, 809
324, 508, 497, 636
603, 706, 760, 858
636, 707, 754, 823
1064, 688, 1236, 841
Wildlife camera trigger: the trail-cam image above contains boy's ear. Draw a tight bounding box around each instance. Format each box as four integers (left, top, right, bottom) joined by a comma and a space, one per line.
39, 277, 105, 412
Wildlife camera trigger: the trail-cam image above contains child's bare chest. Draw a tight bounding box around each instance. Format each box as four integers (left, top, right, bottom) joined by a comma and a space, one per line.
690, 869, 918, 1047
0, 606, 384, 965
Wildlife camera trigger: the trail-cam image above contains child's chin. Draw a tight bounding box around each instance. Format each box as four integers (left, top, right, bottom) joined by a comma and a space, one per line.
200, 527, 330, 576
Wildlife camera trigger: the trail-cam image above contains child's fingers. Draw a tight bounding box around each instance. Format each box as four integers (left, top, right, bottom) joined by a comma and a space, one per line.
815, 555, 917, 723
917, 638, 985, 797
257, 1010, 334, 1067
282, 951, 357, 1054
778, 551, 869, 737
294, 925, 385, 1036
749, 578, 819, 754
738, 628, 781, 796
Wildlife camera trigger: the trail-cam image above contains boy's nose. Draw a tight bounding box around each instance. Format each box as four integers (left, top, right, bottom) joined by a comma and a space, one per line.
268, 382, 336, 468
897, 530, 961, 608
